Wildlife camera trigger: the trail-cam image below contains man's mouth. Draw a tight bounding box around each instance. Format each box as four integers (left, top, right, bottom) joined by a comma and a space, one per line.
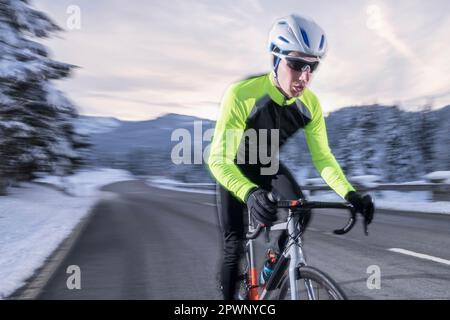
292, 84, 305, 93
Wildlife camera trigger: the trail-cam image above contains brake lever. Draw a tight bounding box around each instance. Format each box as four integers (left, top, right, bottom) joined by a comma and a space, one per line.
246, 223, 264, 240
362, 195, 374, 236
333, 205, 357, 235
264, 226, 271, 243
363, 217, 369, 236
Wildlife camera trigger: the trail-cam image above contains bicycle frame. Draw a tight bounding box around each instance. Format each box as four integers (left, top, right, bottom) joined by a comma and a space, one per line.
245, 210, 260, 300
245, 207, 308, 300
244, 196, 361, 300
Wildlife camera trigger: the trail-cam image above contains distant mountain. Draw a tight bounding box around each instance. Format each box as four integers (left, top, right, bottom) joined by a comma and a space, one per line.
78, 113, 215, 182
78, 104, 450, 183
76, 116, 122, 135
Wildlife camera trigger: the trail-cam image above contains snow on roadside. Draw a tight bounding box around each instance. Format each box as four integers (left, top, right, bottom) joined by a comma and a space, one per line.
145, 176, 450, 215
424, 171, 450, 184
36, 168, 133, 196
146, 176, 215, 195
307, 190, 450, 215
0, 168, 133, 299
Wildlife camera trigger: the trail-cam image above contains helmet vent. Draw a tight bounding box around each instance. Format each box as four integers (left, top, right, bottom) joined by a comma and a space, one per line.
300, 28, 310, 48
319, 35, 325, 50
278, 36, 290, 44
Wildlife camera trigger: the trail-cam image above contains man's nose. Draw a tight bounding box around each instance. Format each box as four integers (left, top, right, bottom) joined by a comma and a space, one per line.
299, 69, 311, 83
298, 64, 312, 82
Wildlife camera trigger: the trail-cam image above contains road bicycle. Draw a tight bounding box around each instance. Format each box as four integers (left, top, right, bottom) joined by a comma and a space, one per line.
238, 192, 371, 300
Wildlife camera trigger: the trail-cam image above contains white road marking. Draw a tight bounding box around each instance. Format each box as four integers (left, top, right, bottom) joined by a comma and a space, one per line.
145, 182, 215, 195
388, 248, 450, 266
201, 202, 216, 207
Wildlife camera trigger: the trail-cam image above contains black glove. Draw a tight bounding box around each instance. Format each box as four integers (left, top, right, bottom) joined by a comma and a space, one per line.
345, 191, 375, 225
245, 188, 277, 226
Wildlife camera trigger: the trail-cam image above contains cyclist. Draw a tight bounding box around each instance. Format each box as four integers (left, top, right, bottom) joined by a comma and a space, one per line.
208, 13, 374, 300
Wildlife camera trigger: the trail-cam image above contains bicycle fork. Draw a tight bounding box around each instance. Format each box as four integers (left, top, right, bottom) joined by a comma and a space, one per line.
286, 208, 318, 300
245, 236, 260, 300
244, 207, 258, 300
245, 209, 314, 300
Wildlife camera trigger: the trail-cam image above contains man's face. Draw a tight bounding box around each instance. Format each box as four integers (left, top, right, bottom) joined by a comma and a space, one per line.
275, 52, 319, 98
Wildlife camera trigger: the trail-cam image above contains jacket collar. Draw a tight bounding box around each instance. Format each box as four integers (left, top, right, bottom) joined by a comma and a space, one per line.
267, 72, 298, 106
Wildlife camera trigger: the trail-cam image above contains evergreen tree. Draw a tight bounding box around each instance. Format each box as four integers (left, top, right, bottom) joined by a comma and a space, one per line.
0, 0, 89, 188
359, 106, 380, 176
383, 106, 403, 181
416, 105, 436, 175
383, 107, 421, 182
432, 107, 450, 172
337, 109, 363, 177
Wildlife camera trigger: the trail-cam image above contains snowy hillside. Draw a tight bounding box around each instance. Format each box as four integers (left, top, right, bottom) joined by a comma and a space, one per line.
75, 116, 122, 135
80, 104, 450, 183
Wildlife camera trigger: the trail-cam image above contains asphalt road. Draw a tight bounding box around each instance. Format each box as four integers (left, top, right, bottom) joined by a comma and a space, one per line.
39, 180, 450, 299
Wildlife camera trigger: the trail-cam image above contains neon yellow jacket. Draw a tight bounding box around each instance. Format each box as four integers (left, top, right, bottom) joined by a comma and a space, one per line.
208, 72, 355, 202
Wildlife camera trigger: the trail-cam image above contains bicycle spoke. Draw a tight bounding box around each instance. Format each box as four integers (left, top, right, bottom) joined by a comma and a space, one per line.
279, 269, 346, 300
304, 279, 316, 300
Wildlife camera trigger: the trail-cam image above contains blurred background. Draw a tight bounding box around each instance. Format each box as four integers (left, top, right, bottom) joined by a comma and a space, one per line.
1, 0, 449, 186
0, 0, 449, 300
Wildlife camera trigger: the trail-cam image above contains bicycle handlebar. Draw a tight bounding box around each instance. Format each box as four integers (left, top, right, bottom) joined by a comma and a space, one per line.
245, 192, 368, 240
245, 223, 265, 240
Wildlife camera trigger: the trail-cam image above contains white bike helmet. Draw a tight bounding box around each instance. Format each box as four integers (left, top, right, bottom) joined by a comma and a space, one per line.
268, 14, 327, 70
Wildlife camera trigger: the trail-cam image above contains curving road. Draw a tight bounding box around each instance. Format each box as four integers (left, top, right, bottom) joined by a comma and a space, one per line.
38, 180, 450, 299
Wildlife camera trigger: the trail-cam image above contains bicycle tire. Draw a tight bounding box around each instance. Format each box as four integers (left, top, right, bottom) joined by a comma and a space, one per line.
275, 266, 347, 300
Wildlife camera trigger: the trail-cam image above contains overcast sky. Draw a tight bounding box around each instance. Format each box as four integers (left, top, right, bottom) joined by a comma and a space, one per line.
35, 0, 450, 120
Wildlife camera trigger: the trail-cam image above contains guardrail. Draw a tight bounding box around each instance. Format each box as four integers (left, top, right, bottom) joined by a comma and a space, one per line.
304, 182, 450, 202
146, 178, 216, 190
145, 177, 450, 202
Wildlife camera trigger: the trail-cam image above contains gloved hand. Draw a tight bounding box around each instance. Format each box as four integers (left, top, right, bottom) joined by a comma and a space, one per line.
245, 188, 278, 226
345, 191, 375, 225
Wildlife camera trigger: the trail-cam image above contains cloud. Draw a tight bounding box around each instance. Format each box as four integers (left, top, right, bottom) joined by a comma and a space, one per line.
35, 0, 450, 120
368, 6, 423, 68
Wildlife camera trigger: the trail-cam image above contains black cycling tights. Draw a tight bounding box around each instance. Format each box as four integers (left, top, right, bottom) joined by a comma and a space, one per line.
215, 162, 305, 300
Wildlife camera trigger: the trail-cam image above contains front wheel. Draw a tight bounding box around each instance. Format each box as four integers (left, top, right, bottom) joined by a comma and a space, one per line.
275, 266, 347, 300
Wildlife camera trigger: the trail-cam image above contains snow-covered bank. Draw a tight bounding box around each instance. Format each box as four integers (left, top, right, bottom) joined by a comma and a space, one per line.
308, 191, 450, 215
0, 169, 133, 299
302, 173, 450, 214
35, 168, 133, 196
146, 176, 450, 215
145, 176, 215, 195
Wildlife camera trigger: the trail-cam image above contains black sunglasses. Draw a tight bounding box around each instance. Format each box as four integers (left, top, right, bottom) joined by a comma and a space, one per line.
285, 58, 320, 73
